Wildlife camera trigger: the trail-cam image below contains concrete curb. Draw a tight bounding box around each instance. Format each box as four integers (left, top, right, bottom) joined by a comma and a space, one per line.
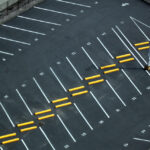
0, 0, 45, 24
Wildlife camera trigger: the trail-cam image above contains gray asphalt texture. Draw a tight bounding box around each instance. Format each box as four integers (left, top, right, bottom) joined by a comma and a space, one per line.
0, 0, 150, 150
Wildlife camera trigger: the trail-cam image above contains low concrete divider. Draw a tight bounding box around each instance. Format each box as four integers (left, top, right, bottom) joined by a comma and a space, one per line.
0, 0, 44, 24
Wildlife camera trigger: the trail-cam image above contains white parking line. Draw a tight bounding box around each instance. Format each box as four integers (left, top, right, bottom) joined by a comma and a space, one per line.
121, 69, 142, 95
115, 26, 150, 76
0, 50, 14, 56
57, 114, 76, 143
106, 80, 126, 107
50, 67, 67, 92
39, 127, 56, 150
0, 36, 31, 46
66, 57, 83, 80
34, 6, 77, 17
0, 147, 3, 150
97, 37, 114, 59
81, 47, 99, 69
18, 16, 62, 26
133, 137, 150, 143
16, 89, 33, 115
56, 0, 91, 8
73, 103, 93, 131
33, 77, 50, 103
2, 24, 46, 36
0, 102, 15, 127
21, 139, 29, 150
115, 26, 147, 64
90, 91, 110, 118
130, 16, 150, 41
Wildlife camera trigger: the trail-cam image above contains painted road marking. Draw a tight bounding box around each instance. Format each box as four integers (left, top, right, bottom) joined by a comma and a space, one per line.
101, 64, 116, 70
35, 109, 52, 115
16, 89, 33, 115
57, 114, 76, 142
88, 79, 104, 85
74, 103, 93, 131
39, 127, 56, 150
0, 50, 14, 56
81, 47, 99, 69
50, 67, 67, 92
69, 86, 85, 92
112, 27, 150, 75
97, 37, 114, 59
0, 103, 15, 127
72, 90, 88, 97
119, 58, 134, 63
17, 121, 35, 127
56, 0, 91, 8
0, 133, 16, 139
2, 138, 20, 145
52, 97, 69, 104
85, 74, 101, 80
114, 26, 148, 66
21, 139, 29, 150
20, 126, 37, 132
38, 114, 55, 120
130, 16, 150, 41
2, 24, 46, 35
18, 16, 62, 26
116, 53, 131, 59
133, 137, 150, 143
33, 77, 50, 103
138, 46, 150, 51
106, 80, 126, 106
104, 68, 120, 74
66, 57, 83, 80
90, 91, 110, 118
55, 102, 72, 108
121, 69, 142, 95
34, 6, 77, 17
134, 41, 150, 47
116, 25, 150, 76
0, 36, 31, 45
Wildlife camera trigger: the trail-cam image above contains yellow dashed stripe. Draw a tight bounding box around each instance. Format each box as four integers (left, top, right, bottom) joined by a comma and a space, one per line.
17, 121, 35, 127
100, 64, 116, 70
2, 138, 20, 145
35, 109, 52, 115
20, 126, 37, 132
0, 133, 16, 139
116, 53, 131, 59
88, 79, 104, 85
72, 90, 88, 97
68, 86, 85, 92
55, 102, 72, 108
119, 58, 134, 63
85, 74, 101, 80
104, 68, 120, 74
134, 41, 149, 46
52, 97, 69, 104
38, 114, 55, 120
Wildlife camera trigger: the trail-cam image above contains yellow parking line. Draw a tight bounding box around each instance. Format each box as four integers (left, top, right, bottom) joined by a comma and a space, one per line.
72, 90, 88, 97
116, 53, 131, 59
20, 126, 37, 132
0, 133, 16, 139
68, 86, 85, 92
88, 79, 104, 85
52, 97, 69, 104
35, 109, 52, 115
100, 64, 116, 70
134, 41, 149, 46
119, 58, 134, 63
38, 114, 55, 120
104, 68, 120, 74
17, 121, 35, 127
2, 138, 20, 145
138, 46, 150, 51
85, 74, 101, 80
55, 102, 72, 108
